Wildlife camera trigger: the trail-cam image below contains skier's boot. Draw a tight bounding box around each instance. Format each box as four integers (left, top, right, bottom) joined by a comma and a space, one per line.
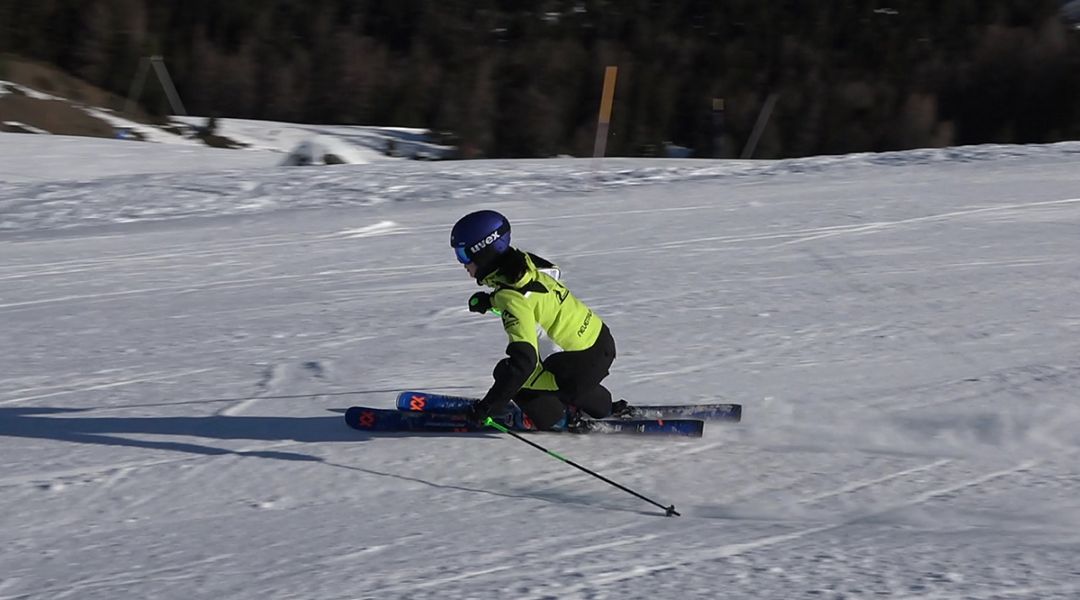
609, 399, 635, 419
564, 406, 593, 433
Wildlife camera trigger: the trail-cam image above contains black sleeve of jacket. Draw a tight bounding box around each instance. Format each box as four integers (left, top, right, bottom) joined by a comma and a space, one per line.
479, 341, 538, 412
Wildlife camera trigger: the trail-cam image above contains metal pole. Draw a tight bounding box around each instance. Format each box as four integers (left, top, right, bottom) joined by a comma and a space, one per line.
150, 55, 188, 116
124, 57, 150, 116
741, 92, 779, 159
712, 97, 725, 158
483, 417, 679, 516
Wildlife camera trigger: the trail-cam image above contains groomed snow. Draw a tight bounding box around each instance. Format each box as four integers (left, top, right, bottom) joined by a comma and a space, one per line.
1, 134, 1079, 599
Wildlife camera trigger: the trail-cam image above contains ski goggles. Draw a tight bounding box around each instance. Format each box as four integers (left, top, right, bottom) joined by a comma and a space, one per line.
453, 245, 471, 264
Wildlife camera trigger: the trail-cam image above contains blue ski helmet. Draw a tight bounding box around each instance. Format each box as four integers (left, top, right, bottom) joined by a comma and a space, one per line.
450, 210, 511, 268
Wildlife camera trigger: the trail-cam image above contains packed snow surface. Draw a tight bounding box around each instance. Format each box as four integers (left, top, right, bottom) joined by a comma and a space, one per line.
1, 133, 1079, 599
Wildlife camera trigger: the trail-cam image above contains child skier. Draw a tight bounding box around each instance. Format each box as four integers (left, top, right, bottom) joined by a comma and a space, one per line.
450, 210, 628, 431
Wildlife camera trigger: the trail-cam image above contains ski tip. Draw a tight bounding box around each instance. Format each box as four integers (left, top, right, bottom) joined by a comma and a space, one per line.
344, 406, 362, 423
665, 505, 680, 517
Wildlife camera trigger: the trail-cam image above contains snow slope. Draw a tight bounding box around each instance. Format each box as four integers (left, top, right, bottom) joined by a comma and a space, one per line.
169, 116, 453, 160
1, 137, 1079, 599
0, 133, 279, 184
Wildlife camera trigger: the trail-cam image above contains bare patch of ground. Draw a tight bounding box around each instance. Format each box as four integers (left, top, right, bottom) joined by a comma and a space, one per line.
0, 55, 154, 138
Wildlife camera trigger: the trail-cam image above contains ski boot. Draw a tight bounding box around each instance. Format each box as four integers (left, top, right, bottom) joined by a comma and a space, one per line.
555, 406, 593, 433
609, 399, 636, 419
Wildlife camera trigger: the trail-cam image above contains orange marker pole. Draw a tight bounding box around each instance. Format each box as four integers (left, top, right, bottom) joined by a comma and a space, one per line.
592, 66, 618, 159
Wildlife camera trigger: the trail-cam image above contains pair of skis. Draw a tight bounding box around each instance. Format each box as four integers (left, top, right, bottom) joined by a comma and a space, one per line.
343, 391, 741, 437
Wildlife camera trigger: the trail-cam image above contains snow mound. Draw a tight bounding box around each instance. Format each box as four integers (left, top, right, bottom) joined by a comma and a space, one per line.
280, 135, 380, 166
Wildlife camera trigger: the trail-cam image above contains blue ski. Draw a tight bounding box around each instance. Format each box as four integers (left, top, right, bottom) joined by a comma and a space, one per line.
344, 406, 704, 437
396, 391, 741, 422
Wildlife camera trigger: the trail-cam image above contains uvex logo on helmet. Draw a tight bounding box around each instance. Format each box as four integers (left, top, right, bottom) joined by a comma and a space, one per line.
470, 231, 501, 254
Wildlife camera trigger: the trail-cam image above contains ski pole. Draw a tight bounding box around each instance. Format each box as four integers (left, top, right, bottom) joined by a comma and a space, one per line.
482, 417, 680, 517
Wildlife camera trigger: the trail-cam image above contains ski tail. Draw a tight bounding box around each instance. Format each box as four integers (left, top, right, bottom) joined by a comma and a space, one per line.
628, 404, 741, 422
587, 418, 703, 437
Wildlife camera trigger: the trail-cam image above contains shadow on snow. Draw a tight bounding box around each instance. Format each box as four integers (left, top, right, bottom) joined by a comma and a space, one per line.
0, 406, 493, 462
0, 407, 652, 514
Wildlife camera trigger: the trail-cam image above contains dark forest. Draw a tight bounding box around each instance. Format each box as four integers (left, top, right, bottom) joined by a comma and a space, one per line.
2, 0, 1078, 158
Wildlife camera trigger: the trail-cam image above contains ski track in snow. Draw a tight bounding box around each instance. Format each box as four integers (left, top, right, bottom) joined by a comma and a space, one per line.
0, 367, 216, 406
482, 459, 1051, 600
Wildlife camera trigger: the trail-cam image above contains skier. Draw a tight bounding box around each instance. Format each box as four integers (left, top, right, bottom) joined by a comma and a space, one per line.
450, 210, 628, 431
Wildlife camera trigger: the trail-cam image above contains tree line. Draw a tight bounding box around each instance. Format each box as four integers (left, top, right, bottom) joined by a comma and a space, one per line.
1, 0, 1078, 158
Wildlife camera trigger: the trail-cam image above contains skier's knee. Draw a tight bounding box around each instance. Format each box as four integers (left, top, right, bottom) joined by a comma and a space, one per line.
570, 385, 612, 419
492, 358, 511, 380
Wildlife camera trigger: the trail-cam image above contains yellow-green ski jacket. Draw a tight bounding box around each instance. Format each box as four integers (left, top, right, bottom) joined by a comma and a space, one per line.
477, 249, 604, 410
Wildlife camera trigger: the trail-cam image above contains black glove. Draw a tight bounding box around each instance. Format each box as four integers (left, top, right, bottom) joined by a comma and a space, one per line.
468, 292, 492, 314
466, 399, 495, 425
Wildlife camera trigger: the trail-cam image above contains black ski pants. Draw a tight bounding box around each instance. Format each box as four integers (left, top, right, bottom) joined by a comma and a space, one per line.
514, 323, 616, 429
